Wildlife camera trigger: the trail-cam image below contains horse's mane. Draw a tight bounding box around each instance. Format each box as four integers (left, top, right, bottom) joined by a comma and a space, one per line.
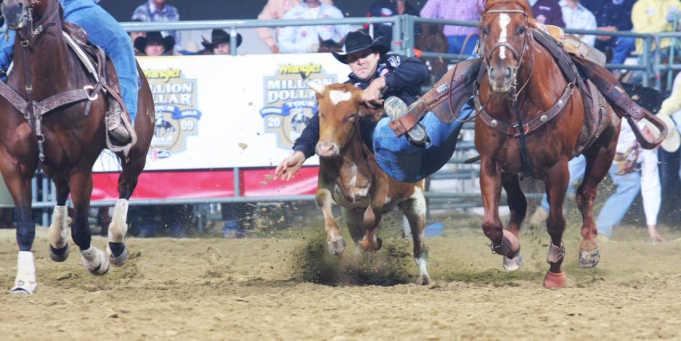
478, 0, 533, 22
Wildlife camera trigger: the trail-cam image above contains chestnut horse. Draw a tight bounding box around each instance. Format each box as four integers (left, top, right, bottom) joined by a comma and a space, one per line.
0, 0, 153, 294
475, 0, 621, 288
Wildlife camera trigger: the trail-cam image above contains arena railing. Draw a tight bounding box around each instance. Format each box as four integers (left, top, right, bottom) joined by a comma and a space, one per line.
14, 17, 681, 225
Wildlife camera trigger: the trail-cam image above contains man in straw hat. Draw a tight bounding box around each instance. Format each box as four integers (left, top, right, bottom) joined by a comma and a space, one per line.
275, 30, 476, 183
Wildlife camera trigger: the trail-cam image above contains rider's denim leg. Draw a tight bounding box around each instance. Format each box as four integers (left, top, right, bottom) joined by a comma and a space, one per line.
540, 155, 587, 212
610, 36, 636, 65
596, 164, 641, 238
65, 7, 138, 125
446, 35, 479, 56
0, 29, 17, 81
373, 102, 474, 183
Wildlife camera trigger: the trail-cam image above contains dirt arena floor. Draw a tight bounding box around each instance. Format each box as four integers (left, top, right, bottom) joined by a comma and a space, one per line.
0, 216, 680, 341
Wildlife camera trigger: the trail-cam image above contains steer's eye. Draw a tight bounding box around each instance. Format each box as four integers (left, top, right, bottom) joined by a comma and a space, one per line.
482, 27, 490, 35
345, 114, 358, 122
518, 26, 526, 34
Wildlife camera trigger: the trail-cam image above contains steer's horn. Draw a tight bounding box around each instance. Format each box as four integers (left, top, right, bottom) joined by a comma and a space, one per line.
300, 72, 325, 95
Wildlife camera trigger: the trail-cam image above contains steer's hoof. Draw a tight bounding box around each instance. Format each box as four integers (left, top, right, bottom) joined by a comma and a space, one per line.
503, 252, 525, 271
327, 237, 346, 256
543, 271, 568, 289
579, 248, 600, 268
49, 243, 70, 262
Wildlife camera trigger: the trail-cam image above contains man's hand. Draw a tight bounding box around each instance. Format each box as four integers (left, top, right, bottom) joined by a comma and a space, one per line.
274, 151, 306, 181
361, 77, 386, 108
596, 26, 616, 41
269, 45, 280, 54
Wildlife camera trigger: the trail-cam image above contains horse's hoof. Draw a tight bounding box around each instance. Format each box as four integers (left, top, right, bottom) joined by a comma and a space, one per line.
327, 237, 346, 256
81, 247, 110, 276
503, 252, 525, 271
416, 275, 432, 286
543, 271, 568, 289
49, 243, 70, 262
578, 248, 600, 268
107, 243, 128, 267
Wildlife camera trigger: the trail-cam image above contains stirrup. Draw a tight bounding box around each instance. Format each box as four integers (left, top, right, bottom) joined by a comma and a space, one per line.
385, 96, 430, 148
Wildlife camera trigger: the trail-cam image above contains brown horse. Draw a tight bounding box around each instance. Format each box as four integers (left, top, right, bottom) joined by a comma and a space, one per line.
0, 0, 153, 294
475, 0, 622, 288
415, 23, 450, 86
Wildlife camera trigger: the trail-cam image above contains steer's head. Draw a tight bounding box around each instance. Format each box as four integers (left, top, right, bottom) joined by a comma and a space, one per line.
305, 78, 381, 159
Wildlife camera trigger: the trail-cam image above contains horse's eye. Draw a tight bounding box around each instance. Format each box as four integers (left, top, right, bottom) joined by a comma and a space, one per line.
482, 27, 490, 35
518, 26, 526, 34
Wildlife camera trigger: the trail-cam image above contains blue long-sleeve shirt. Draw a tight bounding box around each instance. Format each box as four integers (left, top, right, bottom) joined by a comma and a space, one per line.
292, 53, 429, 158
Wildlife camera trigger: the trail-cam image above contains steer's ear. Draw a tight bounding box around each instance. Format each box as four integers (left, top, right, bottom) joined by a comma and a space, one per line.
358, 101, 385, 118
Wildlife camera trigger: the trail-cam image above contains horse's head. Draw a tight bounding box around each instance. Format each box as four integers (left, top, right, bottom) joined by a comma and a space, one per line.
479, 0, 532, 93
2, 0, 54, 31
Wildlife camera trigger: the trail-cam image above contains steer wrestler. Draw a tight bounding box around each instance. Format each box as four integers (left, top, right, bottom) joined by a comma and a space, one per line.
275, 29, 475, 183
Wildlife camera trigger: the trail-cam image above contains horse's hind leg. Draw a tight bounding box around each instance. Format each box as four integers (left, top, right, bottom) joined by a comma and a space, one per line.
107, 155, 143, 266
48, 175, 71, 262
543, 159, 570, 289
577, 135, 618, 268
69, 172, 109, 276
398, 186, 431, 285
0, 153, 39, 294
501, 175, 527, 271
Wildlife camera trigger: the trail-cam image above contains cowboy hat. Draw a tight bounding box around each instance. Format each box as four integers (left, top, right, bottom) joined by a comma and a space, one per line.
332, 30, 390, 64
134, 31, 175, 54
644, 114, 681, 152
201, 29, 242, 52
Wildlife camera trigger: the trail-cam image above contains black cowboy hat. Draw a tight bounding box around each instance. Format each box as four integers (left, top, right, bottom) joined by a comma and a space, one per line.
332, 30, 390, 64
201, 29, 242, 52
134, 31, 175, 54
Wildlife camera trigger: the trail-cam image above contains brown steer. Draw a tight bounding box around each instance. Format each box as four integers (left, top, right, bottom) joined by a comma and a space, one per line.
305, 78, 431, 284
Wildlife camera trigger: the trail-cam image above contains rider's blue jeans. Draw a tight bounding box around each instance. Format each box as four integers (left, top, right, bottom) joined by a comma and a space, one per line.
0, 5, 138, 124
373, 101, 474, 183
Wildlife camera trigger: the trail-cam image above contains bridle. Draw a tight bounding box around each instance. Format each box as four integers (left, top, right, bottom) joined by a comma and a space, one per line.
478, 8, 535, 103
2, 0, 54, 45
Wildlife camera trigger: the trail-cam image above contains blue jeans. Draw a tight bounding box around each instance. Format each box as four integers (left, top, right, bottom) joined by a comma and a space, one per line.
447, 36, 479, 56
541, 155, 586, 212
596, 164, 642, 237
373, 102, 474, 183
597, 36, 636, 65
0, 5, 137, 124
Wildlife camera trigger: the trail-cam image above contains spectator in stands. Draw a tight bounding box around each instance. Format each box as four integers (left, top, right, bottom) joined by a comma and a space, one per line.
528, 0, 566, 27
531, 123, 666, 243
201, 29, 243, 55
128, 19, 146, 56
134, 31, 176, 56
631, 0, 681, 55
278, 0, 349, 54
559, 0, 597, 46
132, 0, 181, 51
583, 0, 636, 65
257, 0, 334, 54
365, 0, 420, 42
419, 0, 479, 56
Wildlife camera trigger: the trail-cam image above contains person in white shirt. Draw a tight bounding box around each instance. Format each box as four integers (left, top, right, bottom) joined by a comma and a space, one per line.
559, 0, 598, 46
278, 0, 349, 54
533, 122, 665, 243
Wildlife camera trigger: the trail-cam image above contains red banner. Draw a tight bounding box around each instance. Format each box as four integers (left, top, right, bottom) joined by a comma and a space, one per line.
91, 166, 320, 201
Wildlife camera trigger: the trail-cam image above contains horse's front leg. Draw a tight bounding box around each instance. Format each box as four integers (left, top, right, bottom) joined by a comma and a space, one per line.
317, 177, 345, 256
501, 174, 527, 271
480, 158, 520, 260
69, 171, 109, 276
47, 175, 71, 262
0, 149, 39, 294
543, 158, 570, 289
